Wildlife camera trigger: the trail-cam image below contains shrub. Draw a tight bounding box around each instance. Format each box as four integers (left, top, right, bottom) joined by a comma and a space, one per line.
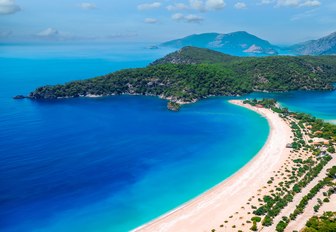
293, 184, 301, 193
276, 220, 288, 232
251, 216, 261, 222
313, 204, 320, 212
253, 206, 267, 216
262, 215, 273, 226
250, 221, 257, 231
323, 197, 330, 202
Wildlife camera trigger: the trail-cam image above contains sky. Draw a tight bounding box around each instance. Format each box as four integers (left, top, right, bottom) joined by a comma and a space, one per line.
0, 0, 335, 44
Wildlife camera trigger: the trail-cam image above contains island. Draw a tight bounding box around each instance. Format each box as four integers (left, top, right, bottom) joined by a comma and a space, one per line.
167, 101, 181, 112
13, 95, 26, 100
25, 47, 336, 104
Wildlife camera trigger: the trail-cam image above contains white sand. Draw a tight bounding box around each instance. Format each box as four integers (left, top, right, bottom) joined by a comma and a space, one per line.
327, 119, 336, 125
134, 100, 293, 232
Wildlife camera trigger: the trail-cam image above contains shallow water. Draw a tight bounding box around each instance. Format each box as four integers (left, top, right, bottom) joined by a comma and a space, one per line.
244, 90, 336, 121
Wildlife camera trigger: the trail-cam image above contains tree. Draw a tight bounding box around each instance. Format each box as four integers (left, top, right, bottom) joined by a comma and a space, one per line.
262, 215, 273, 226
327, 146, 335, 153
276, 220, 288, 232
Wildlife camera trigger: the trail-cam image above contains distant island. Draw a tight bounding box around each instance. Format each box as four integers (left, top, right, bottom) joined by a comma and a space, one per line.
160, 31, 336, 56
24, 47, 336, 110
160, 31, 280, 56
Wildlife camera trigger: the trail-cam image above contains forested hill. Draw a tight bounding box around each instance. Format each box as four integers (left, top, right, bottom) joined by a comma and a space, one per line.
151, 47, 236, 65
27, 47, 336, 104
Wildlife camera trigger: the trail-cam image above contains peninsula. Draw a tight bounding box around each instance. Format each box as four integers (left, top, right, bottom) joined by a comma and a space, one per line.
26, 47, 336, 106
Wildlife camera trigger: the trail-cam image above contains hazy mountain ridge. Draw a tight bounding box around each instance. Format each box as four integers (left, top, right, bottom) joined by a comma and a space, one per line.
290, 32, 336, 55
161, 31, 336, 56
161, 31, 279, 56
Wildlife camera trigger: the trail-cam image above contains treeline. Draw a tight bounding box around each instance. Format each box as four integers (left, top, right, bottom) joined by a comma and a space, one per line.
276, 166, 336, 232
303, 212, 336, 232
28, 47, 336, 102
253, 156, 331, 228
243, 99, 336, 230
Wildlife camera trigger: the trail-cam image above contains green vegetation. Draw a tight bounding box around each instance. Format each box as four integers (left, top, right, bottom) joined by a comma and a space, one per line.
328, 146, 335, 153
254, 155, 332, 224
167, 101, 181, 111
303, 212, 336, 232
251, 216, 261, 222
243, 99, 336, 230
276, 165, 336, 231
28, 47, 336, 102
250, 221, 258, 231
276, 220, 288, 232
262, 215, 273, 226
152, 46, 236, 65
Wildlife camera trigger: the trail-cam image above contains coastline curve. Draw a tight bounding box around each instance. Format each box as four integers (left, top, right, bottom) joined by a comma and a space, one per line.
134, 100, 293, 232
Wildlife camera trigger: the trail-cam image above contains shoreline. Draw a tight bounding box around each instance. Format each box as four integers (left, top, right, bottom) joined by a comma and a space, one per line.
134, 100, 293, 232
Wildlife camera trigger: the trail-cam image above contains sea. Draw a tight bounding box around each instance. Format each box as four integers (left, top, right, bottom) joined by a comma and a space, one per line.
0, 43, 335, 232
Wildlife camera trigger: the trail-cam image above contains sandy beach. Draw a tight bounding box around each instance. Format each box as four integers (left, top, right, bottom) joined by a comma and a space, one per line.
134, 100, 293, 232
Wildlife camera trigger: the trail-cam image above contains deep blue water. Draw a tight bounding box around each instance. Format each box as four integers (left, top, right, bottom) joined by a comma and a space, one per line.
0, 43, 269, 232
1, 43, 335, 232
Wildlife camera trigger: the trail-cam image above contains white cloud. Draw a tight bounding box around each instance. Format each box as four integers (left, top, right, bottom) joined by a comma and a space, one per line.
276, 0, 300, 7
0, 0, 20, 15
36, 28, 59, 37
166, 3, 189, 11
172, 13, 203, 23
185, 14, 203, 23
205, 0, 226, 10
276, 0, 321, 7
79, 2, 96, 10
234, 2, 247, 9
172, 13, 185, 21
189, 0, 226, 11
137, 2, 161, 10
144, 17, 159, 23
189, 0, 204, 11
299, 0, 320, 7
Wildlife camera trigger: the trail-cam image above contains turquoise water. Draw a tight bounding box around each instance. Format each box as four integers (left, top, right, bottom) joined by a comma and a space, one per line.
244, 90, 336, 122
0, 43, 269, 232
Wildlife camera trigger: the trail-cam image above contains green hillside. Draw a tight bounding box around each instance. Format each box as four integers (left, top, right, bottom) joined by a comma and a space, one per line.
28, 47, 336, 103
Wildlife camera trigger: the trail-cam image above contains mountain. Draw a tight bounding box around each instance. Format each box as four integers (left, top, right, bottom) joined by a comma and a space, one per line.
151, 46, 236, 65
290, 32, 336, 55
160, 31, 336, 56
26, 47, 336, 104
160, 31, 279, 56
